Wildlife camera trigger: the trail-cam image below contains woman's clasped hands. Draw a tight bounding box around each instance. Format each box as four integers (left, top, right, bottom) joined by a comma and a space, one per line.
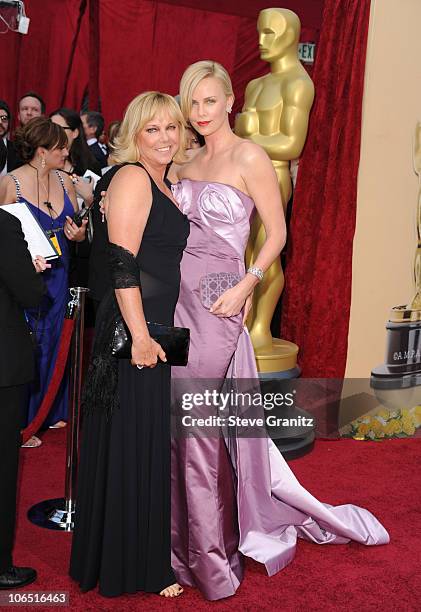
131, 334, 167, 370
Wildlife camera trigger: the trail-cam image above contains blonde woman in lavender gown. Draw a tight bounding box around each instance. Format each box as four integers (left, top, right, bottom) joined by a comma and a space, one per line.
168, 61, 389, 601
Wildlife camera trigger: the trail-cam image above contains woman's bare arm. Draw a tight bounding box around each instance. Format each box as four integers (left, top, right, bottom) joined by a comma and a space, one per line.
0, 175, 18, 204
241, 142, 286, 277
107, 165, 166, 366
210, 142, 286, 318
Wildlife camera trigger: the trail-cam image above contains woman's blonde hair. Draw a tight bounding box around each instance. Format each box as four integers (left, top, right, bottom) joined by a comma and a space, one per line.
111, 91, 187, 164
179, 60, 234, 120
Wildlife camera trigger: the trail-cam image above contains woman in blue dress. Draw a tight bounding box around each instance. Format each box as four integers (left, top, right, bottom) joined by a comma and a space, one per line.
0, 117, 87, 446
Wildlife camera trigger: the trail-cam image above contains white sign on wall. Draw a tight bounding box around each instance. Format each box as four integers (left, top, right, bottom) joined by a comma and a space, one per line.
299, 43, 315, 63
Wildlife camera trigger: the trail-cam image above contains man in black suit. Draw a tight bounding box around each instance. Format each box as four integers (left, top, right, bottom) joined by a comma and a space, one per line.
0, 101, 20, 175
81, 111, 108, 169
0, 208, 45, 589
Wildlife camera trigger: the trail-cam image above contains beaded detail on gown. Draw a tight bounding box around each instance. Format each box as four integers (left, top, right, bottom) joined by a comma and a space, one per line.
170, 179, 389, 601
69, 164, 189, 596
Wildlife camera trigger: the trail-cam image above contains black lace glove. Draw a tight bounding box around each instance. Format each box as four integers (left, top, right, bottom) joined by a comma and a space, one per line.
83, 243, 140, 417
108, 242, 140, 289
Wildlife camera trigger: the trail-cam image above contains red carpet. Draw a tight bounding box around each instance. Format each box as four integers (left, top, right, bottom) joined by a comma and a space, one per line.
13, 433, 420, 611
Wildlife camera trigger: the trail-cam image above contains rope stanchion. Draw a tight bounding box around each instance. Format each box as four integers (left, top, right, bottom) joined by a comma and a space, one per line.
22, 317, 75, 445
28, 287, 89, 531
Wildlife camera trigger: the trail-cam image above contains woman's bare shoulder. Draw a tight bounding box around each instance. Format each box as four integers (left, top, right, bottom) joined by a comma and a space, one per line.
0, 173, 16, 188
108, 163, 151, 190
233, 137, 268, 165
172, 148, 203, 181
0, 174, 19, 204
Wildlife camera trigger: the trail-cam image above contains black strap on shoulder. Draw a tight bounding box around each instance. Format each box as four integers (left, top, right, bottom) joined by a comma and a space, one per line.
55, 170, 68, 194
130, 161, 159, 192
164, 162, 173, 188
8, 173, 22, 201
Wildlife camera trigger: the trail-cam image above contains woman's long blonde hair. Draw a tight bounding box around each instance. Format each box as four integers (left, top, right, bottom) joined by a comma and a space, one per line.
111, 91, 187, 164
179, 60, 234, 120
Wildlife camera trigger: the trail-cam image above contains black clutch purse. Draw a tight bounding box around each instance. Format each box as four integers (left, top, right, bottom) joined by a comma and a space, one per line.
111, 317, 190, 366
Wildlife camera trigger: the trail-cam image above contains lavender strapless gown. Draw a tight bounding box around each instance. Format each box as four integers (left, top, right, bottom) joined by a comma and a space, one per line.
171, 179, 389, 601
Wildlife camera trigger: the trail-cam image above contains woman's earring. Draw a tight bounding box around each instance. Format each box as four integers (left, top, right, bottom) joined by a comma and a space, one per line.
227, 107, 232, 114
41, 157, 46, 169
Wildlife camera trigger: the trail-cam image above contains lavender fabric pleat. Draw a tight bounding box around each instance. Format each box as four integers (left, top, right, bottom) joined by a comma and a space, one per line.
171, 180, 389, 601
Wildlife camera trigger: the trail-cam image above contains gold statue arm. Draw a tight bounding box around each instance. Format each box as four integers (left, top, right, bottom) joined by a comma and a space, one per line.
248, 78, 314, 161
235, 80, 261, 137
240, 143, 286, 271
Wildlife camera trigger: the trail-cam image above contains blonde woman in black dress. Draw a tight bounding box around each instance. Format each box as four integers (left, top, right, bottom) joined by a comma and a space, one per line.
69, 92, 189, 598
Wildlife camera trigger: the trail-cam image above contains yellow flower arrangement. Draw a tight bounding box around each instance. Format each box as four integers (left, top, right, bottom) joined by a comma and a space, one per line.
344, 406, 421, 440
369, 418, 384, 435
357, 422, 370, 436
401, 415, 416, 436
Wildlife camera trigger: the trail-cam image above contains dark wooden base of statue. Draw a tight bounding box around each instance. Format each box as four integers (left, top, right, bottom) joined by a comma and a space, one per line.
259, 370, 315, 460
371, 318, 421, 389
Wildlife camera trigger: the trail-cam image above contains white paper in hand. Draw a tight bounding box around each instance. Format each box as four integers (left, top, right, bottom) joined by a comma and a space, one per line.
83, 169, 100, 188
2, 202, 59, 260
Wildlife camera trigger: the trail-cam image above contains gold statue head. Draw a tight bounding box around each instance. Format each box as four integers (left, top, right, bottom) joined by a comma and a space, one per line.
257, 8, 301, 63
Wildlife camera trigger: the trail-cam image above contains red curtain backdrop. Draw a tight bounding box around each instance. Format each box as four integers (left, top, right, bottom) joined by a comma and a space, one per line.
1, 0, 90, 126
1, 0, 321, 126
98, 1, 241, 123
280, 0, 371, 378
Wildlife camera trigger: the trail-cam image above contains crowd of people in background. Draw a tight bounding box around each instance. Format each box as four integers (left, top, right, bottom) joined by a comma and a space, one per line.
1, 93, 110, 176
0, 92, 115, 447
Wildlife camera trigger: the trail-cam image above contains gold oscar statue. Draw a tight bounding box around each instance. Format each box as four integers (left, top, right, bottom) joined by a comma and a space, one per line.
390, 122, 421, 321
235, 7, 315, 373
410, 122, 421, 311
371, 122, 421, 408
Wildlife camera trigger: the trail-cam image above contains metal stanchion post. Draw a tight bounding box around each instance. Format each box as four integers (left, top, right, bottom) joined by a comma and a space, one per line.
28, 287, 89, 531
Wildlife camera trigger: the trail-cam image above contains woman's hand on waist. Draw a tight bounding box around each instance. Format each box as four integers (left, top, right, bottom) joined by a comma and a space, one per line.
210, 282, 252, 318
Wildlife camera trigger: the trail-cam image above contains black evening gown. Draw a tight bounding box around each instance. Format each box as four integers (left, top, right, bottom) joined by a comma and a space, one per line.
69, 163, 189, 597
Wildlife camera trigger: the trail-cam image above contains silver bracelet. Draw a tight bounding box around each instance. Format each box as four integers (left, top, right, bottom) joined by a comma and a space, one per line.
247, 266, 264, 282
